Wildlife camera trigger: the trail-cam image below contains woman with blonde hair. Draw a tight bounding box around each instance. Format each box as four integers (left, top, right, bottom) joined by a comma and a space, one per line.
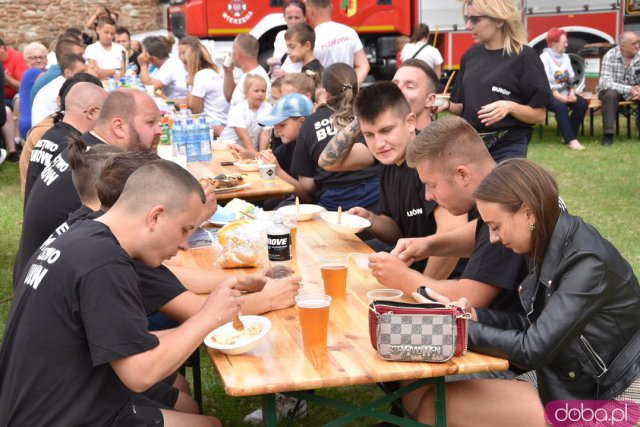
440, 0, 553, 162
185, 43, 229, 136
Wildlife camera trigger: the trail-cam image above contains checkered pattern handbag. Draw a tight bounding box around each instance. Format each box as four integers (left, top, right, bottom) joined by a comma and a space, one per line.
368, 301, 469, 362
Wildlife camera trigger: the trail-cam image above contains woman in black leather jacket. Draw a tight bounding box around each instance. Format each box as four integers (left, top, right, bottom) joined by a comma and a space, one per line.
411, 159, 640, 426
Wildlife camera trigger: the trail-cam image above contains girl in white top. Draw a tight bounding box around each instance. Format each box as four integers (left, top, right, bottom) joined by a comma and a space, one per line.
400, 23, 443, 78
539, 27, 587, 150
185, 43, 230, 138
219, 74, 272, 154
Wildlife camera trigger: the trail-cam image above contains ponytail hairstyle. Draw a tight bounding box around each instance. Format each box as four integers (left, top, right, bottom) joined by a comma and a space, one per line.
321, 63, 358, 130
282, 72, 319, 102
68, 136, 122, 204
409, 23, 430, 43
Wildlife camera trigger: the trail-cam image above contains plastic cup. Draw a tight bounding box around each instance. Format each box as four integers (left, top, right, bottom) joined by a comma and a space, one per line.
259, 163, 276, 184
366, 289, 404, 303
320, 254, 348, 300
296, 294, 331, 350
283, 213, 297, 255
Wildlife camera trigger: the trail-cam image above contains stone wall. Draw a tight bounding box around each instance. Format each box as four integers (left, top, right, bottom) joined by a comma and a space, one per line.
0, 0, 164, 49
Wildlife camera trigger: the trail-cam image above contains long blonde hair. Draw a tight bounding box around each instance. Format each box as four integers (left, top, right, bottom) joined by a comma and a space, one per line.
185, 44, 220, 86
462, 0, 527, 55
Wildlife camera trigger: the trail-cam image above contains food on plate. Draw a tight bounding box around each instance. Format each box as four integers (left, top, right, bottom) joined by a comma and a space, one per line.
199, 174, 246, 189
210, 325, 263, 346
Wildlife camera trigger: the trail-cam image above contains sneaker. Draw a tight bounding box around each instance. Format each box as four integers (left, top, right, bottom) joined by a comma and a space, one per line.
0, 149, 6, 165
243, 393, 308, 425
6, 151, 20, 163
601, 135, 613, 146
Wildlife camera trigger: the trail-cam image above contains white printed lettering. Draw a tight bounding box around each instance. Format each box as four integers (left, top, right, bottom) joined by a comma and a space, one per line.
24, 264, 48, 289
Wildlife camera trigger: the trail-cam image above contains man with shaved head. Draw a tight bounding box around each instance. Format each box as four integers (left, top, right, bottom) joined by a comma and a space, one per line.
24, 82, 107, 201
3, 160, 235, 426
14, 88, 174, 283
598, 31, 640, 146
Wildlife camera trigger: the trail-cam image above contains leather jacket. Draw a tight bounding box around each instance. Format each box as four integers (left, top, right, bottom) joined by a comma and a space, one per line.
469, 211, 640, 403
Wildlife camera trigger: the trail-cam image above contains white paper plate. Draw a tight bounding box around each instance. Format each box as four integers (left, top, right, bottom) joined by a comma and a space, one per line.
214, 182, 251, 193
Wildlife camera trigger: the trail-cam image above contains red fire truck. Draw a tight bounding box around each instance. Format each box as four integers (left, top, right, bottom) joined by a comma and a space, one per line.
167, 0, 640, 83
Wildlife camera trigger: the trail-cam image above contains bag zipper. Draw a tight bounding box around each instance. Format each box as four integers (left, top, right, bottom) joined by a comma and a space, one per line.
579, 335, 608, 378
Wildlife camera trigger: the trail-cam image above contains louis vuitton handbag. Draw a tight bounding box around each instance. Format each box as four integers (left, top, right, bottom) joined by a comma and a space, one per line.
368, 300, 469, 362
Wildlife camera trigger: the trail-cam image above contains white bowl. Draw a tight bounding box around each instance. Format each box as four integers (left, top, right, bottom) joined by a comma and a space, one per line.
234, 161, 260, 172
278, 204, 325, 221
433, 94, 450, 107
204, 315, 271, 355
320, 211, 371, 234
366, 288, 404, 303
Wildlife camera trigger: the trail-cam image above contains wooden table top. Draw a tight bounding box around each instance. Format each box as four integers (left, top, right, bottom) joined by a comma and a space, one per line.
186, 149, 294, 202
178, 218, 509, 397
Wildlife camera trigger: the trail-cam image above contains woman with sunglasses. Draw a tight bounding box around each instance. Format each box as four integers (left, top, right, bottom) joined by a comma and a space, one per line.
441, 0, 552, 162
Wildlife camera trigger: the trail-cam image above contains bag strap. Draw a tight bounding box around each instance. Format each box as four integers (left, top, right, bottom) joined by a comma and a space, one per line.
411, 43, 429, 59
280, 52, 288, 64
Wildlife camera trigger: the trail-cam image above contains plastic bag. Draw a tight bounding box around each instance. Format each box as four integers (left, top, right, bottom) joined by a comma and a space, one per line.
217, 220, 268, 268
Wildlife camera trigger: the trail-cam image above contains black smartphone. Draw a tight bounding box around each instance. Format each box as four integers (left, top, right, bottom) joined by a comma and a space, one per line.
416, 286, 437, 302
220, 161, 235, 166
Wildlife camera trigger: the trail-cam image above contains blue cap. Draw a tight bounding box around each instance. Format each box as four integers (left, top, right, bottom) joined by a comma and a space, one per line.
259, 93, 314, 126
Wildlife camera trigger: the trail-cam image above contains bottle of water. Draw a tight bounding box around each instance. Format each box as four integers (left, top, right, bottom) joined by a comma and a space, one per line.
108, 76, 116, 92
267, 212, 292, 279
172, 119, 186, 156
197, 117, 212, 161
185, 118, 201, 163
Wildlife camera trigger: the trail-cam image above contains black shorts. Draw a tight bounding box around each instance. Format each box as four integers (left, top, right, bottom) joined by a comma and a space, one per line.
139, 375, 180, 408
113, 394, 168, 427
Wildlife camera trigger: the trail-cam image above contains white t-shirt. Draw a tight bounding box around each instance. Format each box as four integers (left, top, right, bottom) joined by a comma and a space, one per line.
152, 55, 188, 100
273, 30, 304, 73
313, 21, 364, 68
400, 42, 443, 70
219, 101, 272, 150
539, 48, 575, 96
84, 41, 125, 71
230, 66, 271, 107
191, 68, 230, 124
31, 76, 65, 125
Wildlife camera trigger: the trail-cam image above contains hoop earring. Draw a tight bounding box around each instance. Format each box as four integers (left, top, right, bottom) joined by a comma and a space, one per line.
529, 223, 536, 231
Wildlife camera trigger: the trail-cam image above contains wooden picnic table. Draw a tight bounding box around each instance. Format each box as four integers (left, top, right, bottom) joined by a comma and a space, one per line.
185, 148, 294, 202
178, 217, 509, 426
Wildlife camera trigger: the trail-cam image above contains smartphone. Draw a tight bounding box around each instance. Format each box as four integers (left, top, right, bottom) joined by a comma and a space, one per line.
416, 286, 437, 302
221, 161, 235, 166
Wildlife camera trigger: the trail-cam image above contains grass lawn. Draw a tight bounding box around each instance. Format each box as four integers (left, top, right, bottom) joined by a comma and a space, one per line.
0, 118, 638, 425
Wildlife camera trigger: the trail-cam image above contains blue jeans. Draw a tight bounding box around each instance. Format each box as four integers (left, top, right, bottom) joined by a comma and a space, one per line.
547, 96, 588, 143
489, 135, 530, 163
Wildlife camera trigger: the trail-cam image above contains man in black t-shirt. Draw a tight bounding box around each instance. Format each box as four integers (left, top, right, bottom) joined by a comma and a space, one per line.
14, 89, 166, 284
0, 160, 237, 426
24, 82, 107, 202
319, 81, 467, 278
390, 115, 528, 312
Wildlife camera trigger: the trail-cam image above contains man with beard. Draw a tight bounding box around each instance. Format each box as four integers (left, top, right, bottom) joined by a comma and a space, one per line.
14, 89, 167, 283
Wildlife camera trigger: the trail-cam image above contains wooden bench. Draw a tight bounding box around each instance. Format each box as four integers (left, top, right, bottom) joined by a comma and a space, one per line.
583, 96, 638, 139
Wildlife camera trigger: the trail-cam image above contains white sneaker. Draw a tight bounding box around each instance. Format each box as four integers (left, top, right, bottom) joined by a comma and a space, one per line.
243, 393, 308, 425
0, 149, 7, 165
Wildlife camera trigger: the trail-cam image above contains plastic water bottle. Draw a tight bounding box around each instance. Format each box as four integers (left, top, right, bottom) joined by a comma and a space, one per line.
185, 118, 201, 163
267, 212, 292, 278
172, 120, 186, 156
108, 76, 116, 92
197, 117, 212, 161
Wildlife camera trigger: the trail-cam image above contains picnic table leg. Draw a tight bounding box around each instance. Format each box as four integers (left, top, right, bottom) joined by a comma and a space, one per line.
627, 106, 632, 138
262, 393, 277, 427
433, 377, 447, 427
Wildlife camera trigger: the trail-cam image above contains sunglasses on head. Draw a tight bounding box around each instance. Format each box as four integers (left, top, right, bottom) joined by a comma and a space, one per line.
464, 15, 489, 25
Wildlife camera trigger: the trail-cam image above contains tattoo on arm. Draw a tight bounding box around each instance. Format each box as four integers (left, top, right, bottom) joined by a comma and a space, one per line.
321, 119, 360, 166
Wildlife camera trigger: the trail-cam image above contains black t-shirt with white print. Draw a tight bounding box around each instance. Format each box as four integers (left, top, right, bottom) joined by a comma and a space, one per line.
24, 121, 80, 204
14, 132, 104, 285
0, 220, 159, 426
291, 105, 379, 190
451, 44, 552, 143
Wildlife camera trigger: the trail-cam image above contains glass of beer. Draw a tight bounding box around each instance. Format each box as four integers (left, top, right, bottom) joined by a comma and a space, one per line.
320, 253, 348, 300
283, 213, 297, 255
296, 294, 331, 350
